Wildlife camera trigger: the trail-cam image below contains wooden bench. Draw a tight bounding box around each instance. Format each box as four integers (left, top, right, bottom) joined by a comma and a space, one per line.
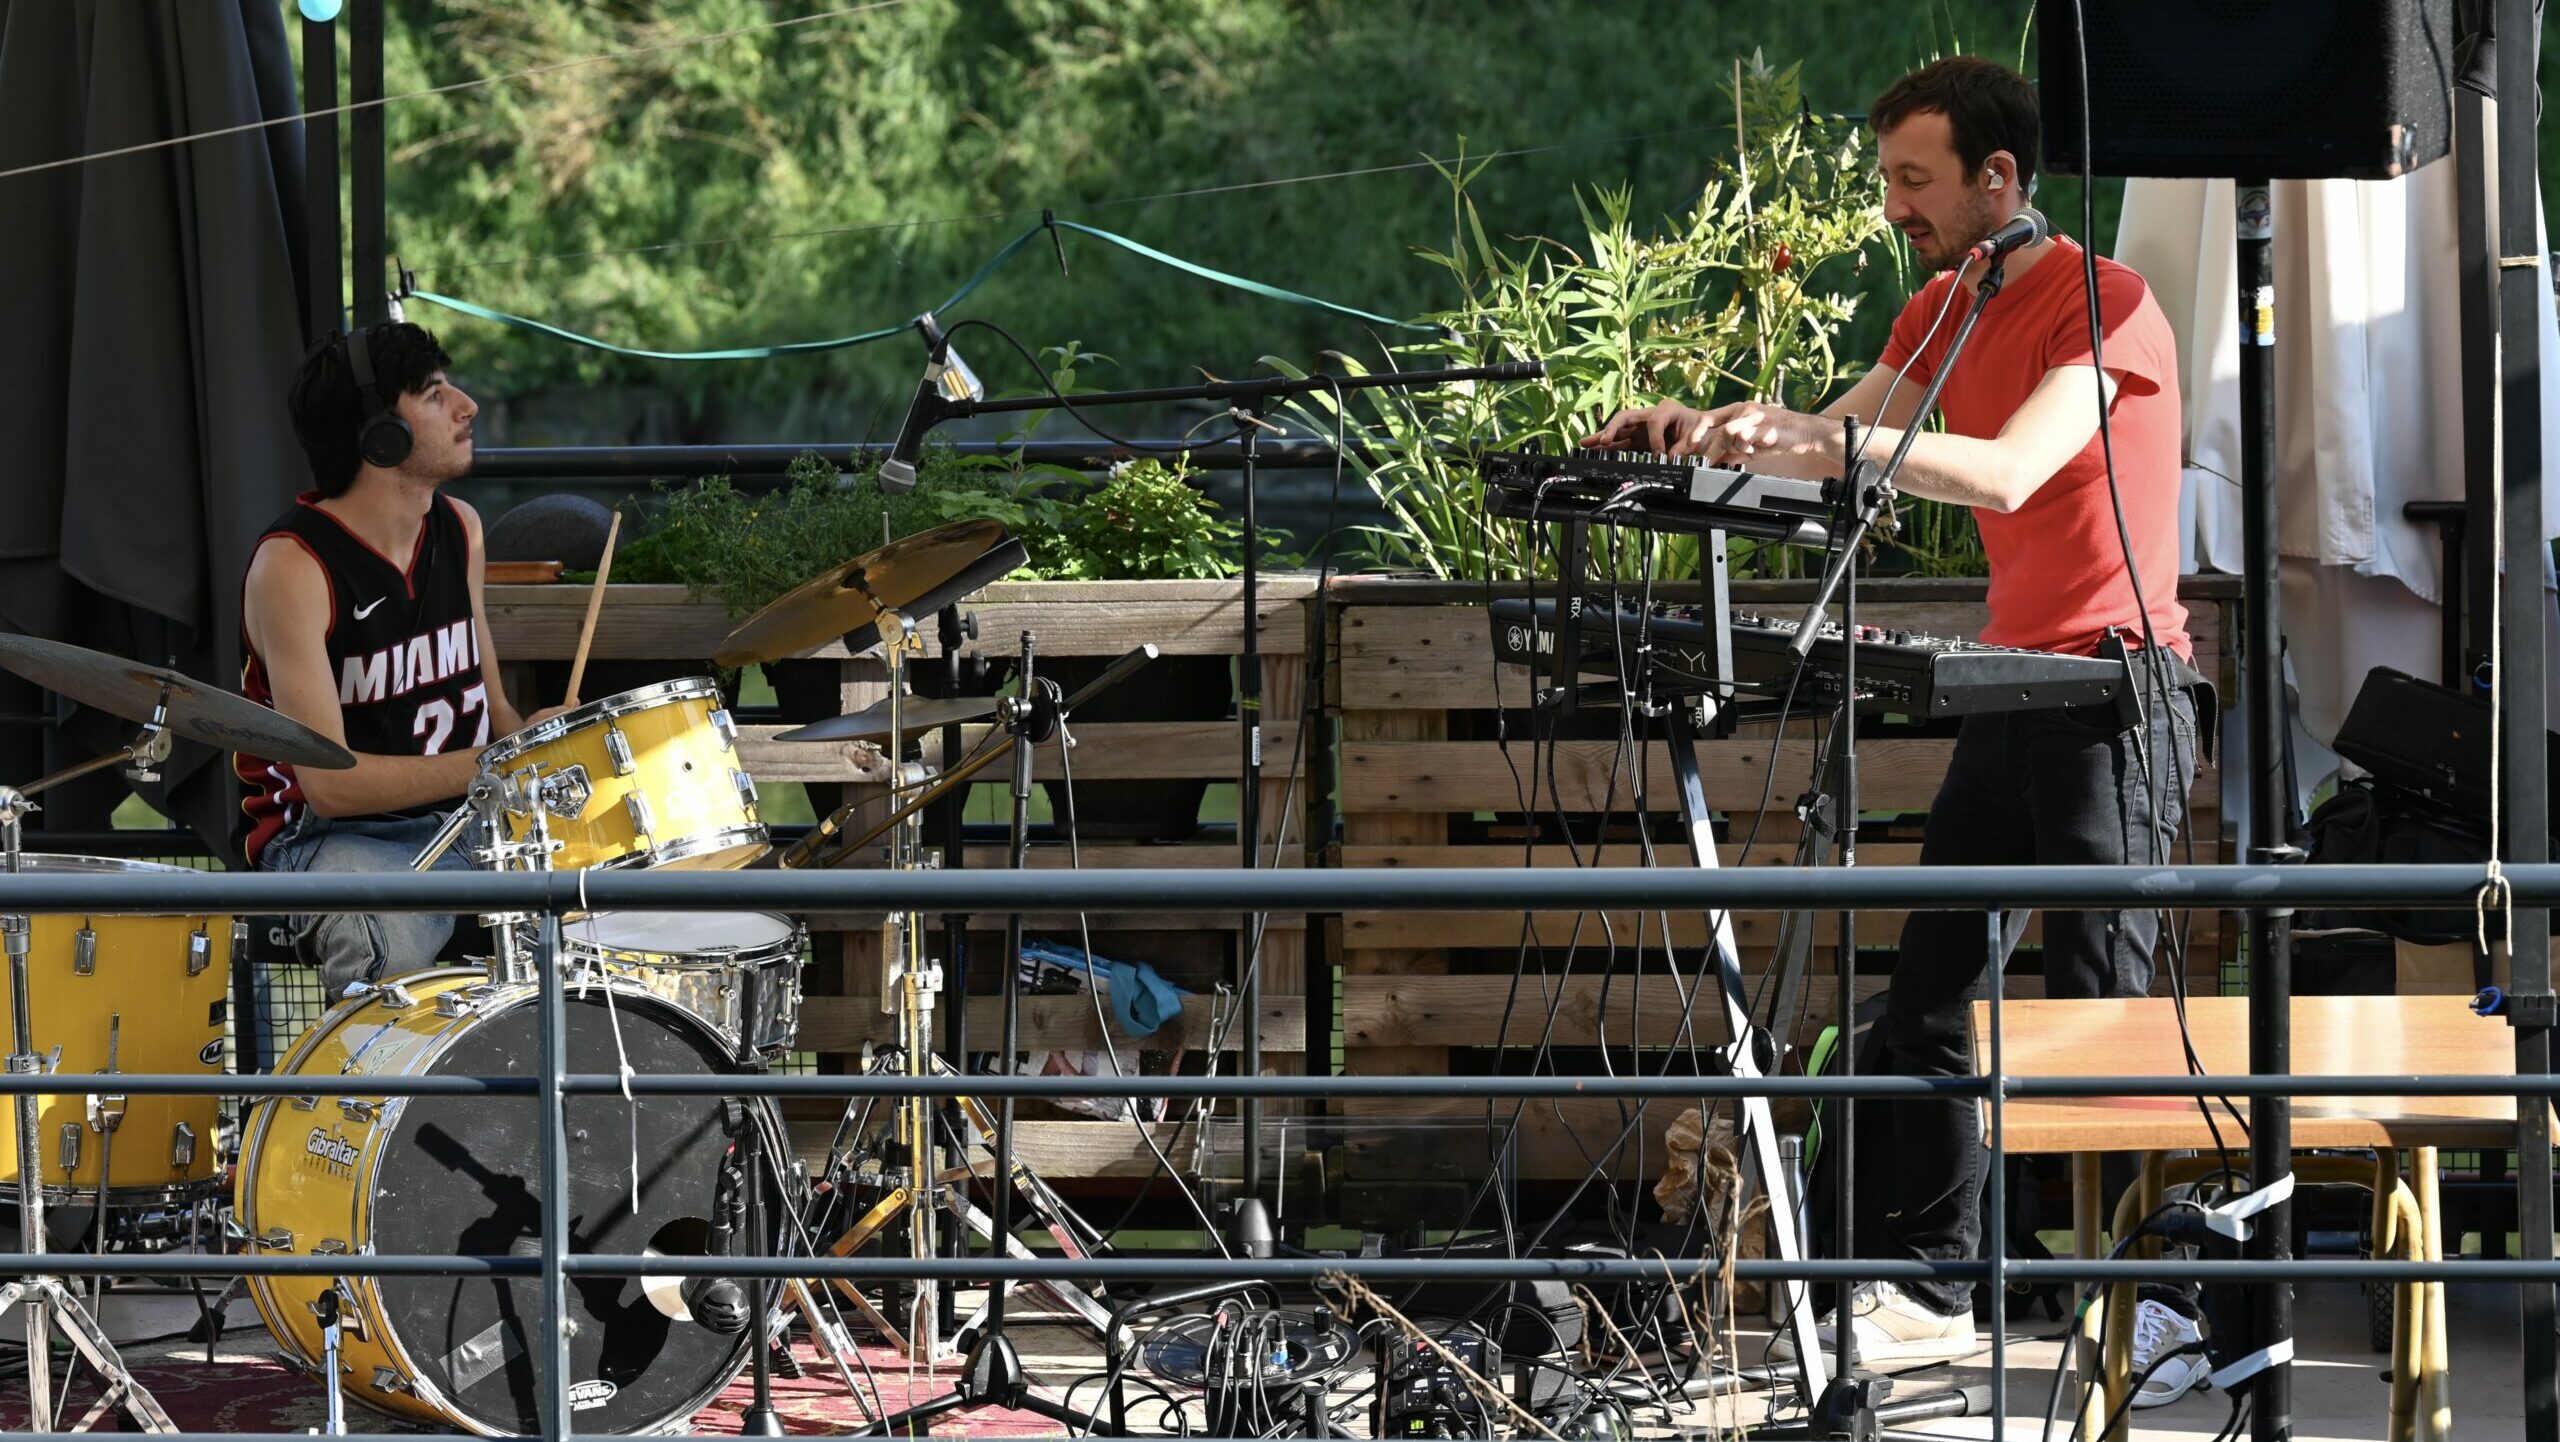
1973, 994, 2523, 1442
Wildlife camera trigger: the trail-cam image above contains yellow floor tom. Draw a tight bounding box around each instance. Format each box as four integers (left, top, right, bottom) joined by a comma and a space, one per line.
0, 855, 228, 1204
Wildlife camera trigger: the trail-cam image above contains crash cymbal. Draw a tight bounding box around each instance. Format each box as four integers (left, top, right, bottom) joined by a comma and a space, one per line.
773, 693, 999, 745
0, 633, 355, 770
711, 520, 1023, 668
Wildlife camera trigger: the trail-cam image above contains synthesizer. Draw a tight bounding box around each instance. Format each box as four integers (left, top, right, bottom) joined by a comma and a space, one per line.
1477, 446, 1837, 546
1489, 598, 2130, 718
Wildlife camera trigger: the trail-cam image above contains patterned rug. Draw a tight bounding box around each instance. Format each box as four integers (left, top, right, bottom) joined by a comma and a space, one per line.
46, 1338, 1068, 1435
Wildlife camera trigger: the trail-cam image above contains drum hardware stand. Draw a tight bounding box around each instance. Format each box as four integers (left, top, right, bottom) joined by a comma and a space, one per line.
820, 1046, 1119, 1348
877, 608, 952, 1363
733, 986, 787, 1436
859, 627, 1106, 1437
82, 1016, 121, 1313
0, 788, 175, 1435
312, 1286, 349, 1436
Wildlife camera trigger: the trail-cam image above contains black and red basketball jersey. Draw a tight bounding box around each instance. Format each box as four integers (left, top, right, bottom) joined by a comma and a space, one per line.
235, 492, 486, 865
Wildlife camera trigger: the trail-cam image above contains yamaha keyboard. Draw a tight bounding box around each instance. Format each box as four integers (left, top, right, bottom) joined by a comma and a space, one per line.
1477, 446, 1838, 545
1489, 597, 2131, 718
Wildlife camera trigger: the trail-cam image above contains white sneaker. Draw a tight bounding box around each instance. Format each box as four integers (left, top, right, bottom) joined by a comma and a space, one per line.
2130, 1296, 2210, 1408
1765, 1282, 1979, 1369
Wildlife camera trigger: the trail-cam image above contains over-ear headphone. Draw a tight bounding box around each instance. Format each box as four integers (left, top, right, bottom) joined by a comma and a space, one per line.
343, 327, 413, 469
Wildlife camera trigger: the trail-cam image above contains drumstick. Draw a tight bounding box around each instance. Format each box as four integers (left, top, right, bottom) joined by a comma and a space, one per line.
563, 509, 622, 708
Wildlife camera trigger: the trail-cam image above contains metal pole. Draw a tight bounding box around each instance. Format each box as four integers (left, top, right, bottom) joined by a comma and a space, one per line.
300, 7, 343, 341
2456, 89, 2499, 683
5, 912, 52, 1434
2235, 177, 2295, 1442
1985, 909, 2008, 1435
987, 632, 1037, 1336
536, 913, 571, 1439
936, 603, 969, 1335
2491, 3, 2556, 1433
347, 0, 386, 326
1237, 414, 1265, 1206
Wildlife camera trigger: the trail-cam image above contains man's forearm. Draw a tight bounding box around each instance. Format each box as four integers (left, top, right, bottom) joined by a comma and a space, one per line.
301, 748, 483, 818
1819, 424, 2031, 512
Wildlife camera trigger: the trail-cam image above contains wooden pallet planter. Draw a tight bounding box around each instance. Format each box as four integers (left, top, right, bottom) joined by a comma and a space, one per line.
1325, 574, 2238, 1182
488, 578, 1321, 1181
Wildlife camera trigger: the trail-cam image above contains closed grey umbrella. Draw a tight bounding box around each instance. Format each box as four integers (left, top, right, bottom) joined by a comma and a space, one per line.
0, 0, 312, 858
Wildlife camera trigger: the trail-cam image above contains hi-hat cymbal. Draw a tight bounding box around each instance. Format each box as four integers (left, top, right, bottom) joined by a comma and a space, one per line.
773, 694, 999, 745
0, 633, 355, 770
711, 520, 1024, 668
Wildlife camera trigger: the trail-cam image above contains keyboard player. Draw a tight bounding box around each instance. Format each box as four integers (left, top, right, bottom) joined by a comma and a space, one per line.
1583, 55, 2200, 1366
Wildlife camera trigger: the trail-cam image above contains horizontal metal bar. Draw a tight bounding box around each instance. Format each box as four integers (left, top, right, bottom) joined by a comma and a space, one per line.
8, 1252, 2556, 1284
0, 862, 2550, 913
10, 1071, 2549, 1101
2007, 1074, 2559, 1097
0, 1074, 535, 1096
0, 1436, 1329, 1442
467, 437, 1348, 480
0, 1071, 1970, 1099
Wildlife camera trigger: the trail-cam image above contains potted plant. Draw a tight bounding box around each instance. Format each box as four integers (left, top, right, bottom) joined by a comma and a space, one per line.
1030, 452, 1252, 842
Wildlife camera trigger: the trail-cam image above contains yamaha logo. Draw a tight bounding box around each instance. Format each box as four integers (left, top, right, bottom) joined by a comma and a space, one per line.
568, 1379, 618, 1411
304, 1127, 360, 1172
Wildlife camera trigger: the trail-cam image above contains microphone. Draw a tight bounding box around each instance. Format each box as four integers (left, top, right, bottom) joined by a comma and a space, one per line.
877, 311, 984, 494
642, 1136, 753, 1331
1968, 206, 2047, 264
683, 1277, 753, 1334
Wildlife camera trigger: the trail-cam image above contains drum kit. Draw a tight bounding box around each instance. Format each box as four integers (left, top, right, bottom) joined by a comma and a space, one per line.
0, 517, 1155, 1435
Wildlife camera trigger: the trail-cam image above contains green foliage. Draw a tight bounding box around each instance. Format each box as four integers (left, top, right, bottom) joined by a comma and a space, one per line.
1050, 456, 1244, 581
594, 449, 937, 615
1275, 58, 1904, 582
588, 439, 1248, 610
344, 1, 2046, 425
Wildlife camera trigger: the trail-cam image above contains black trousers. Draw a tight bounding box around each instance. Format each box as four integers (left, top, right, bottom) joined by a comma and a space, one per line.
1882, 683, 2199, 1315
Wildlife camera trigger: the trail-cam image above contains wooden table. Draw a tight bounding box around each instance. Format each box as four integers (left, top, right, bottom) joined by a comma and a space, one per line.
1972, 995, 2525, 1442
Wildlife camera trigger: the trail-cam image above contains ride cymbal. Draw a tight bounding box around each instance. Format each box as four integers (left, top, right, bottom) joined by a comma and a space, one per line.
0, 633, 355, 770
711, 519, 1023, 667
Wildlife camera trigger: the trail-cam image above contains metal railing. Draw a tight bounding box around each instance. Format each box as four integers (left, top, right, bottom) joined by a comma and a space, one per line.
1, 860, 2554, 1439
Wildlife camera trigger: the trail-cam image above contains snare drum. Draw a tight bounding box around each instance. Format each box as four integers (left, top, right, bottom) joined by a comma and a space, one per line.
0, 855, 228, 1204
478, 677, 768, 873
561, 911, 806, 1060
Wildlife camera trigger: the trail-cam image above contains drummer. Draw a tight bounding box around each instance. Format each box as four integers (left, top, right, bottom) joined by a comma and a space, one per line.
234, 322, 565, 998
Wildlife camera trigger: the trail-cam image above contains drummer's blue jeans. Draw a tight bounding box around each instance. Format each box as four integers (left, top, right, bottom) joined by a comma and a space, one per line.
259, 810, 467, 999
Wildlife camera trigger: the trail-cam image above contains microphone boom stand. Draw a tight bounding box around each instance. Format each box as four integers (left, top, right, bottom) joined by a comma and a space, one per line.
1770, 250, 2011, 1441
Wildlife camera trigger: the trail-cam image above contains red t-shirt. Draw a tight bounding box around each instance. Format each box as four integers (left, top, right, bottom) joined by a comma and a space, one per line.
1878, 235, 2189, 660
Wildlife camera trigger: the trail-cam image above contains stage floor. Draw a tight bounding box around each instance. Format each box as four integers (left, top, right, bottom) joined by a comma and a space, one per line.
37, 1275, 2529, 1437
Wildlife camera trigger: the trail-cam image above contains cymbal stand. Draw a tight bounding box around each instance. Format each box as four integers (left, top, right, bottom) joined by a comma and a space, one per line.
858, 629, 1105, 1437
871, 609, 951, 1363
0, 781, 175, 1434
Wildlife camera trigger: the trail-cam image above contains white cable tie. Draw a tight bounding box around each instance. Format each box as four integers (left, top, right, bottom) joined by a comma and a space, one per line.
576, 867, 592, 916
2208, 1336, 2294, 1393
2207, 1171, 2294, 1240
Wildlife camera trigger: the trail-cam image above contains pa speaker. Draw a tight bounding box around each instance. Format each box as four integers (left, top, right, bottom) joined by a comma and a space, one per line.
2039, 0, 2458, 179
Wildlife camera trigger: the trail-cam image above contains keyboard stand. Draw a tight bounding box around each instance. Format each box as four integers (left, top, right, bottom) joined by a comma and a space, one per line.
1661, 696, 1831, 1405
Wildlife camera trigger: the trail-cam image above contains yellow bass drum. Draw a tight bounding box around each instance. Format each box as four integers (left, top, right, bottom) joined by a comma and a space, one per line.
0, 854, 228, 1203
233, 968, 759, 1435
